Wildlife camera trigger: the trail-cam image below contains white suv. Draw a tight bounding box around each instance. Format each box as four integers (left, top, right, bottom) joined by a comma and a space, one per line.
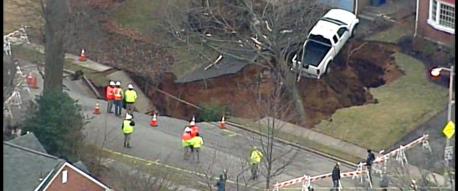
291, 9, 359, 79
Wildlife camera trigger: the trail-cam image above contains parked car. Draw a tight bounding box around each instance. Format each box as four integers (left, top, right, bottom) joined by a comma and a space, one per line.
291, 9, 359, 79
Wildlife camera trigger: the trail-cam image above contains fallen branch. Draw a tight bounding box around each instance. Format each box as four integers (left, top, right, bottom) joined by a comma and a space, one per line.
204, 54, 223, 70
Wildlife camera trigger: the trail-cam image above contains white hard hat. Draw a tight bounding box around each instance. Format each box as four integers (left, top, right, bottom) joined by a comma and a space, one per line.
109, 81, 115, 86
125, 114, 132, 120
127, 84, 133, 89
115, 81, 121, 86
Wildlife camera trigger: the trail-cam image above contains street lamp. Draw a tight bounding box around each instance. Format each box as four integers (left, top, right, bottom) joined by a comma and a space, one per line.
430, 66, 455, 121
430, 65, 454, 188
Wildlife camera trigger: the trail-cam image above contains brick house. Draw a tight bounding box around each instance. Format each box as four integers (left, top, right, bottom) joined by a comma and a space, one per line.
4, 133, 112, 191
415, 0, 455, 46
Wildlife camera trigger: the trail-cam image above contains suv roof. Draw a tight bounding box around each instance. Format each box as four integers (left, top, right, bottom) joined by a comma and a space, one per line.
309, 9, 356, 40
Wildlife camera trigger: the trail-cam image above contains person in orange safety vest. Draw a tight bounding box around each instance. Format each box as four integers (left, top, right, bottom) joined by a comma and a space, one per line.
106, 81, 115, 113
190, 124, 200, 138
113, 81, 124, 116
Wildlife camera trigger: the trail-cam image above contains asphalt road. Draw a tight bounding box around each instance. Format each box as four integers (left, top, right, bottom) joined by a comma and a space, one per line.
77, 90, 363, 189
17, 58, 376, 190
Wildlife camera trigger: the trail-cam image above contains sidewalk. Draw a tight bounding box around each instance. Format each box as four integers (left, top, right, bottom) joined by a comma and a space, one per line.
24, 43, 112, 72
106, 71, 155, 113
257, 117, 368, 159
21, 43, 154, 113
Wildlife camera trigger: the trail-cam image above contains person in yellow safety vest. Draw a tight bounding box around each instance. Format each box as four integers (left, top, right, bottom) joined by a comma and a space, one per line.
113, 81, 123, 116
190, 132, 204, 162
249, 146, 263, 180
124, 83, 138, 114
122, 114, 135, 148
182, 131, 192, 160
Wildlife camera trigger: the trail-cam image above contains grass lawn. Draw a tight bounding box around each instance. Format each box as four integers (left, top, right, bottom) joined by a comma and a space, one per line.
365, 21, 412, 44
111, 0, 218, 79
315, 52, 448, 151
4, 0, 42, 34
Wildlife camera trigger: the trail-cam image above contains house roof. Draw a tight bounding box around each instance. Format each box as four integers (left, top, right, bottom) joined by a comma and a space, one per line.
3, 142, 65, 191
41, 162, 112, 191
8, 132, 48, 153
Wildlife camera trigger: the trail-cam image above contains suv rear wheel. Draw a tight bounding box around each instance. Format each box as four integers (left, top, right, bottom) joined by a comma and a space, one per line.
325, 60, 333, 74
351, 24, 358, 38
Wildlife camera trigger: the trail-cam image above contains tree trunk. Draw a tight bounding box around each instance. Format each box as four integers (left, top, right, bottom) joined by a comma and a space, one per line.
42, 0, 69, 95
285, 72, 307, 124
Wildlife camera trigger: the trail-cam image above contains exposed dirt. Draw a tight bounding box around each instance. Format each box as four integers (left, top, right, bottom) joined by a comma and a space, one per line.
144, 42, 403, 127
31, 0, 404, 128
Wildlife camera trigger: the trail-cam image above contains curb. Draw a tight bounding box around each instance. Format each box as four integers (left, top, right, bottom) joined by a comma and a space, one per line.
224, 121, 358, 168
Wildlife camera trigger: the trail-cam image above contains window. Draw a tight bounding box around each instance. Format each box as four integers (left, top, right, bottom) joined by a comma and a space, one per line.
337, 28, 347, 38
428, 0, 455, 34
62, 170, 68, 184
332, 35, 338, 43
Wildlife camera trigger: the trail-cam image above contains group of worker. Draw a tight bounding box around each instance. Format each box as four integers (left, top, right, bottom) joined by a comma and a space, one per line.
181, 122, 204, 162
105, 80, 139, 148
105, 80, 138, 116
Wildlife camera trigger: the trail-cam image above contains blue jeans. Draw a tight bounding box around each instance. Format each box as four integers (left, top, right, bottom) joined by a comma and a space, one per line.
114, 100, 122, 116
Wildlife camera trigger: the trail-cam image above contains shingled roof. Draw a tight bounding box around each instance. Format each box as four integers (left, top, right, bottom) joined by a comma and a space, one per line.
8, 132, 47, 153
3, 142, 64, 191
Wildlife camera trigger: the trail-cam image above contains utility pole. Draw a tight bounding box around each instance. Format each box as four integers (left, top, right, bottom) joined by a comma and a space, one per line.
432, 65, 455, 189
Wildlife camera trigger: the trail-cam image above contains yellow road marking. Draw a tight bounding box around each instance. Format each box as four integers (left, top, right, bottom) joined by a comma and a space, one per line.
103, 148, 245, 185
222, 129, 238, 137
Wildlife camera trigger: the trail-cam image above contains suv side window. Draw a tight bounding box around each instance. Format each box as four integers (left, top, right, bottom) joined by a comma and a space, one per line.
332, 35, 338, 43
337, 27, 347, 38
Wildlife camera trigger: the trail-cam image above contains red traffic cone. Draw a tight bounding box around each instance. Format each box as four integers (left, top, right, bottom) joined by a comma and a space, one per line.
189, 116, 196, 126
150, 113, 158, 127
30, 74, 38, 89
93, 102, 101, 114
219, 116, 226, 129
79, 49, 87, 62
26, 73, 33, 88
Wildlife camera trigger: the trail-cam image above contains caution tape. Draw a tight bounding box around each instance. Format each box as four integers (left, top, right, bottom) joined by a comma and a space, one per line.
273, 135, 429, 190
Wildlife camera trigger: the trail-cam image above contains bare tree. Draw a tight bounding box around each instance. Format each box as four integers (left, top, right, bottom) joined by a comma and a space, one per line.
253, 78, 300, 189
40, 0, 71, 95
164, 0, 326, 124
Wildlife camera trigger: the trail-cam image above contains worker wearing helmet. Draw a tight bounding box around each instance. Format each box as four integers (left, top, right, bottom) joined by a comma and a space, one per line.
122, 113, 135, 148
182, 131, 192, 160
249, 146, 263, 180
113, 81, 123, 116
190, 132, 204, 162
124, 83, 138, 115
106, 81, 115, 113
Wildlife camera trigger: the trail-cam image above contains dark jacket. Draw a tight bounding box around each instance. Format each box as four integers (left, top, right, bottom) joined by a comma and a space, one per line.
331, 166, 340, 181
215, 173, 227, 191
366, 152, 375, 166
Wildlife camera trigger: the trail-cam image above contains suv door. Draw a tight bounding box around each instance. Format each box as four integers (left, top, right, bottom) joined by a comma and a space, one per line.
335, 27, 350, 53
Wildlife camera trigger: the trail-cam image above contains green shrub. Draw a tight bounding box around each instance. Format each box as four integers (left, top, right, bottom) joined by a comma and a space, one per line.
23, 90, 85, 162
197, 104, 226, 122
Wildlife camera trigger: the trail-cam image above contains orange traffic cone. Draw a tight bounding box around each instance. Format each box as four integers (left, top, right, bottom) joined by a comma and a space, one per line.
30, 74, 38, 89
79, 49, 87, 62
26, 73, 33, 88
150, 113, 158, 127
93, 102, 101, 114
189, 116, 196, 126
219, 116, 225, 129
